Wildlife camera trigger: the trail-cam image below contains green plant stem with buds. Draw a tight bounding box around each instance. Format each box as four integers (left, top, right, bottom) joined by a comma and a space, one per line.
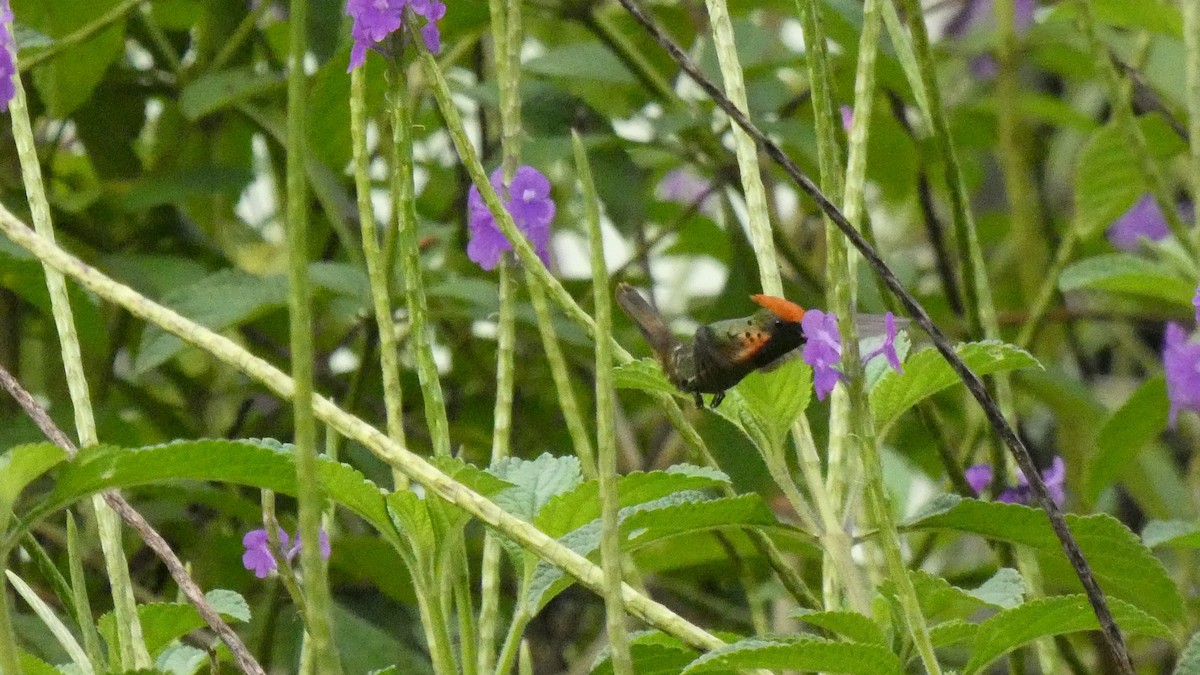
284, 0, 341, 669
1183, 0, 1200, 256
577, 131, 635, 674
7, 43, 150, 673
350, 68, 410, 490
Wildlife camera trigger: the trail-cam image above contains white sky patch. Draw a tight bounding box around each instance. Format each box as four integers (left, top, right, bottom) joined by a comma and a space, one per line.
612, 115, 654, 143
551, 217, 634, 280
780, 18, 806, 52
329, 346, 361, 375
235, 134, 280, 241
472, 319, 498, 340
430, 342, 451, 373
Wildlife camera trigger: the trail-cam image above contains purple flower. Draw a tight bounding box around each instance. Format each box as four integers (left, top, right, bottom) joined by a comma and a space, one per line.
861, 312, 903, 373
657, 168, 717, 212
969, 54, 999, 80
0, 0, 14, 111
802, 310, 904, 400
1107, 194, 1170, 251
1164, 321, 1200, 428
1193, 286, 1199, 324
467, 165, 555, 271
801, 310, 845, 401
345, 0, 444, 72
241, 527, 331, 578
964, 456, 1066, 506
840, 105, 853, 132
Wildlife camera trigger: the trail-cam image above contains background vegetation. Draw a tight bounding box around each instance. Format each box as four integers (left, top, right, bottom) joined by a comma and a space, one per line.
1, 0, 1198, 673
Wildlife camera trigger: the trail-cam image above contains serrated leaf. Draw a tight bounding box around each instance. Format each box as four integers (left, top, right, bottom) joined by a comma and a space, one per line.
5, 440, 398, 551
930, 619, 978, 647
1142, 520, 1200, 549
963, 595, 1172, 675
1059, 254, 1196, 305
535, 467, 730, 539
966, 568, 1026, 609
18, 651, 59, 675
681, 636, 901, 674
591, 631, 709, 675
1174, 631, 1200, 674
903, 496, 1184, 622
156, 644, 208, 675
613, 359, 678, 396
489, 453, 583, 522
0, 443, 67, 512
1073, 117, 1185, 236
712, 359, 811, 454
870, 342, 1041, 431
527, 492, 779, 611
121, 167, 254, 211
135, 270, 289, 374
792, 609, 887, 646
386, 490, 435, 553
19, 0, 125, 117
179, 68, 286, 120
1085, 375, 1169, 500
98, 590, 249, 659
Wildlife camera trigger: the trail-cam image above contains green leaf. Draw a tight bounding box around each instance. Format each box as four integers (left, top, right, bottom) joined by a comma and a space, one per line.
524, 43, 637, 85
929, 619, 978, 648
134, 270, 289, 374
1174, 631, 1200, 675
613, 359, 678, 396
527, 491, 780, 611
489, 453, 583, 522
791, 609, 887, 646
870, 342, 1041, 431
121, 166, 255, 211
98, 589, 248, 658
1084, 375, 1169, 500
0, 443, 67, 513
1073, 117, 1186, 236
963, 595, 1172, 675
386, 490, 435, 553
179, 68, 287, 120
590, 631, 709, 675
1059, 254, 1197, 305
6, 440, 399, 550
906, 568, 1023, 621
17, 0, 125, 116
1090, 0, 1182, 38
535, 467, 731, 539
1142, 520, 1200, 549
156, 644, 208, 675
18, 651, 60, 675
681, 636, 901, 674
712, 359, 812, 455
903, 496, 1184, 622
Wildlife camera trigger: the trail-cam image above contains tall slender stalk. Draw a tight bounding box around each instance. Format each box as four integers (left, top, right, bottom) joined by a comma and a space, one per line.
390, 67, 453, 459
284, 0, 340, 670
479, 0, 523, 668
7, 39, 149, 672
350, 67, 409, 491
577, 132, 634, 674
1184, 0, 1200, 256
702, 0, 781, 296
526, 273, 598, 477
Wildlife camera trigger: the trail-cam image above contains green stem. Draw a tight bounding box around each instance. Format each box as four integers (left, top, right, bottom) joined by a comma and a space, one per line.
390, 69, 453, 460
351, 67, 409, 491
1185, 0, 1200, 257
66, 513, 105, 672
702, 0, 781, 295
525, 271, 597, 477
493, 606, 530, 675
577, 132, 634, 673
284, 0, 340, 670
210, 0, 273, 71
8, 41, 149, 672
0, 553, 23, 675
415, 577, 460, 675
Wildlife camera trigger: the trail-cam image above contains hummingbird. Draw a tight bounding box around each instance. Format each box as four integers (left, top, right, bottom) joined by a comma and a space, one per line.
616, 283, 808, 408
